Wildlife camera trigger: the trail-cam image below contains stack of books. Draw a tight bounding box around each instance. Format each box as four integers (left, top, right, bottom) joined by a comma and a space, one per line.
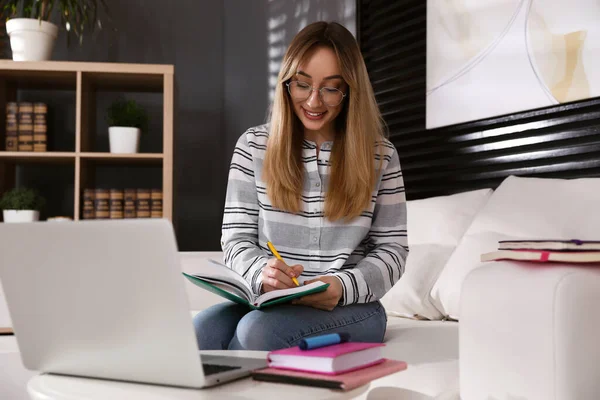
481, 239, 600, 263
251, 336, 407, 391
83, 188, 162, 219
5, 102, 47, 152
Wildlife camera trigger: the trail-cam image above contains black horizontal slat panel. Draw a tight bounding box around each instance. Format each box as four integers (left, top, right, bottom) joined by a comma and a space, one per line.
358, 0, 600, 200
362, 28, 424, 58
370, 64, 424, 88
365, 40, 425, 66
362, 4, 422, 39
367, 52, 423, 80
362, 12, 424, 44
362, 1, 415, 25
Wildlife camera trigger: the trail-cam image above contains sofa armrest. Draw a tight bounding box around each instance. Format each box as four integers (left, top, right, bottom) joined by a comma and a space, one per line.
179, 252, 226, 314
459, 261, 600, 400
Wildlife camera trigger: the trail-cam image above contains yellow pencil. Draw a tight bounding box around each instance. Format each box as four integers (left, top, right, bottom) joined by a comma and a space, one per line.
267, 241, 300, 286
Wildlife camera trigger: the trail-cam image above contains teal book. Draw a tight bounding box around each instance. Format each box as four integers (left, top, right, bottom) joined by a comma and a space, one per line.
182, 259, 329, 310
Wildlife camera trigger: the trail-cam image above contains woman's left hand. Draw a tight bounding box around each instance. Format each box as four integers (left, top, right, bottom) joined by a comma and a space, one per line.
292, 276, 343, 311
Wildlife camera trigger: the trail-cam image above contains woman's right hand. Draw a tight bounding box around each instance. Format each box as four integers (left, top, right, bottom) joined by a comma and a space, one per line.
261, 258, 304, 293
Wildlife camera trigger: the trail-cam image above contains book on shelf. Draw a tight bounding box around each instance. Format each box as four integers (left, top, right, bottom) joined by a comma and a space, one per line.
498, 239, 600, 251
182, 258, 329, 309
83, 188, 95, 219
85, 188, 162, 219
481, 249, 600, 263
94, 189, 110, 219
18, 102, 33, 151
109, 189, 124, 219
5, 102, 18, 151
151, 188, 162, 218
4, 101, 48, 152
33, 102, 47, 152
136, 189, 150, 218
267, 342, 385, 375
251, 359, 407, 391
124, 189, 136, 219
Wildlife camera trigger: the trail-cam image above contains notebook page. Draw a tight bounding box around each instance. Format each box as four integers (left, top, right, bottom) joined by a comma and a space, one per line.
254, 281, 327, 306
187, 258, 254, 300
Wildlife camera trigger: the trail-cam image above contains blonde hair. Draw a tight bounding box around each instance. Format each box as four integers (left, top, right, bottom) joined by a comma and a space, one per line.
263, 22, 386, 221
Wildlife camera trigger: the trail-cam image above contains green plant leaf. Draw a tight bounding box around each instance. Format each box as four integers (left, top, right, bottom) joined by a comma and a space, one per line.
0, 0, 109, 46
0, 187, 45, 211
106, 97, 150, 132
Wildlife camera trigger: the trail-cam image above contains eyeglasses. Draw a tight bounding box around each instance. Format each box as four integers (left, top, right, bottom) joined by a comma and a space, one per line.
286, 80, 347, 107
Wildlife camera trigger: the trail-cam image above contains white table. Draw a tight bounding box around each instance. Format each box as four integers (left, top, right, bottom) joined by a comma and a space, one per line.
27, 350, 370, 400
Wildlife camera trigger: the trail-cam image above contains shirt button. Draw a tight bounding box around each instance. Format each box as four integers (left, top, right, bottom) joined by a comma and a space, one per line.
315, 182, 320, 187
313, 237, 318, 242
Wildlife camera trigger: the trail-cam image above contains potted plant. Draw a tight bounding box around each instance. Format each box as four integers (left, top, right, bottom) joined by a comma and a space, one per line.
106, 98, 149, 154
0, 187, 45, 223
1, 0, 109, 61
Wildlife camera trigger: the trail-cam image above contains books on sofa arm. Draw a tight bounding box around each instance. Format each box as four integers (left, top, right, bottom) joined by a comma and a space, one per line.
498, 239, 600, 251
481, 249, 600, 263
252, 359, 407, 391
182, 259, 328, 310
267, 342, 385, 375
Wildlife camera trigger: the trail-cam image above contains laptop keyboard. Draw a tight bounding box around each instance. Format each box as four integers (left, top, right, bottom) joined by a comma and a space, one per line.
202, 363, 242, 376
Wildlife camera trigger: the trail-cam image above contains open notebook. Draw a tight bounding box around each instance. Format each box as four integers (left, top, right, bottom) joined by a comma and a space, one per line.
182, 259, 328, 309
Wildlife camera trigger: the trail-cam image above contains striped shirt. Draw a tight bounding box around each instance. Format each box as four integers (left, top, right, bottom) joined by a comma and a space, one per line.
221, 124, 408, 305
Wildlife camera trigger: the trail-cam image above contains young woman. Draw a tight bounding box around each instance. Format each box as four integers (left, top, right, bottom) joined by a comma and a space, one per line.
193, 21, 408, 351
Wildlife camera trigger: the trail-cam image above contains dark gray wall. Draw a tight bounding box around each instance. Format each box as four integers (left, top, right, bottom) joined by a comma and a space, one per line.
40, 0, 354, 250
224, 0, 356, 153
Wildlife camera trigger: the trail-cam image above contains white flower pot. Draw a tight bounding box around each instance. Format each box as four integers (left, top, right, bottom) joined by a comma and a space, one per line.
109, 127, 141, 154
6, 18, 58, 61
3, 210, 39, 223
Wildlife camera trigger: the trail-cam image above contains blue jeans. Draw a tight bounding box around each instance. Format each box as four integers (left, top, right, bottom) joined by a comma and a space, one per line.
192, 301, 387, 351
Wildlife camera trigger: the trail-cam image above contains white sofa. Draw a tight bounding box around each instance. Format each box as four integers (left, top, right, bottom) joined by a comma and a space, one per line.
2, 175, 600, 400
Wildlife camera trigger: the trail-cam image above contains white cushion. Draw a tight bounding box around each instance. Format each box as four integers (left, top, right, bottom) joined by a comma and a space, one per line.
405, 188, 494, 247
381, 244, 454, 320
431, 175, 600, 319
381, 189, 493, 320
460, 261, 600, 400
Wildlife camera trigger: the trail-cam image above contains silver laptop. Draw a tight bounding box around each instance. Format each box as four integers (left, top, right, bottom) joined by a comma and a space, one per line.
0, 218, 266, 388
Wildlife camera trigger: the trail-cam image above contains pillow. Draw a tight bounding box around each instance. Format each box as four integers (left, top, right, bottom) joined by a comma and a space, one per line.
406, 188, 494, 247
430, 175, 600, 319
380, 188, 493, 320
381, 244, 454, 319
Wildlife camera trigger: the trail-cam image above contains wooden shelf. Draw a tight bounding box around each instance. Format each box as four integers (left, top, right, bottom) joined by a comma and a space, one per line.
79, 152, 164, 165
0, 60, 174, 74
0, 69, 76, 90
83, 72, 164, 93
0, 151, 75, 163
0, 60, 174, 222
0, 151, 164, 166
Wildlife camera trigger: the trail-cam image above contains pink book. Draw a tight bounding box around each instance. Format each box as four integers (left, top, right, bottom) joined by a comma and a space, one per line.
252, 359, 408, 391
481, 249, 600, 263
267, 342, 386, 375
